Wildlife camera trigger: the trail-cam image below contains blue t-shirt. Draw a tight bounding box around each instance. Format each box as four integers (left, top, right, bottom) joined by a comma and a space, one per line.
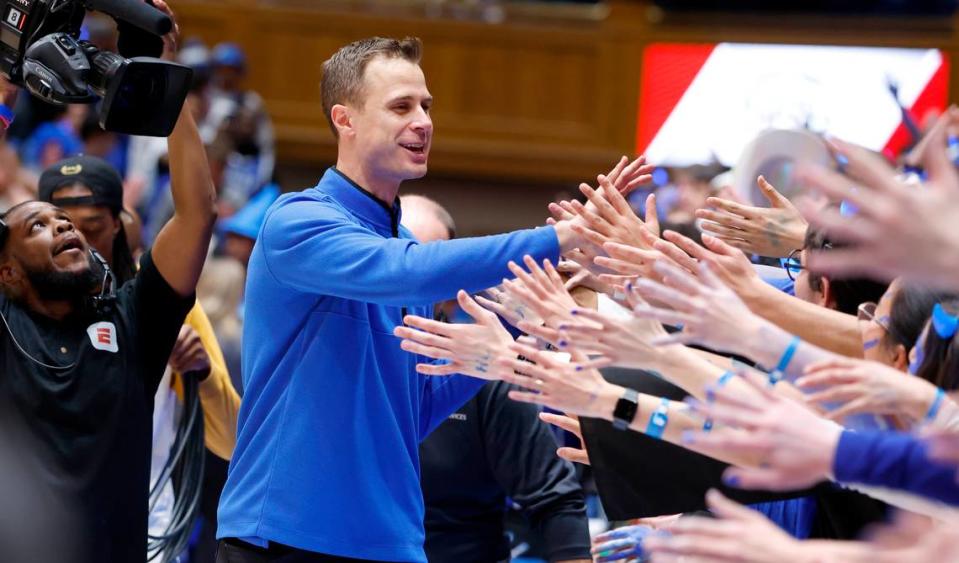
217, 168, 560, 561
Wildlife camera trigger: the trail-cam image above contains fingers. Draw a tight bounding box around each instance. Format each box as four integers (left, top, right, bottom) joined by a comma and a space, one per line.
393, 326, 453, 350
474, 295, 515, 321
604, 177, 640, 218
822, 397, 875, 421
923, 107, 959, 188
539, 412, 582, 435
702, 488, 760, 522
570, 198, 612, 235
548, 201, 575, 222
516, 320, 561, 346
696, 208, 753, 232
507, 390, 550, 406
662, 230, 713, 262
633, 277, 695, 312
564, 269, 592, 290
652, 258, 705, 295
795, 369, 861, 390
542, 259, 567, 291
604, 155, 629, 186
651, 238, 699, 274
401, 314, 454, 337
603, 241, 661, 264
456, 290, 498, 324
556, 446, 590, 465
702, 195, 759, 220
644, 193, 661, 237
400, 338, 454, 360
416, 362, 462, 376
721, 465, 809, 491
801, 384, 861, 405
582, 180, 623, 226
633, 303, 693, 327
797, 161, 894, 221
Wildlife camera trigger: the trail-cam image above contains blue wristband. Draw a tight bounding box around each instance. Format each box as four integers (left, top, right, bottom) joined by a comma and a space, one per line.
769, 336, 800, 385
646, 397, 669, 439
926, 388, 946, 422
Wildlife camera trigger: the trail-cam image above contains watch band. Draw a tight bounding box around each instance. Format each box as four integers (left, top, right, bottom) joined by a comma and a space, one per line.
612, 388, 639, 431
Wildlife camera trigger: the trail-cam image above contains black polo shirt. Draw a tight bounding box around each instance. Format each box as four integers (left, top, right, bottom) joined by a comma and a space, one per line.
420, 381, 590, 563
0, 250, 195, 562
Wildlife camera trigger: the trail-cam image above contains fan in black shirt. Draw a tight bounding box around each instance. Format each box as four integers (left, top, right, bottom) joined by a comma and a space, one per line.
0, 9, 217, 559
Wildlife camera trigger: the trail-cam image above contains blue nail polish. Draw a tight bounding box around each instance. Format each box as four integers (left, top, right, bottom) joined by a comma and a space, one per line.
570, 309, 578, 315
723, 474, 740, 487
683, 397, 702, 410
705, 385, 716, 403
625, 281, 633, 291
575, 365, 583, 372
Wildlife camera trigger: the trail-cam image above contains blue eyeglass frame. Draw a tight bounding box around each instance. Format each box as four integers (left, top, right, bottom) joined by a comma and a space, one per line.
779, 248, 804, 281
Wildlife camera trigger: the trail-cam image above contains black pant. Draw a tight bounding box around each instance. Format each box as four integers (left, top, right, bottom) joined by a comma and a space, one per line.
216, 538, 385, 562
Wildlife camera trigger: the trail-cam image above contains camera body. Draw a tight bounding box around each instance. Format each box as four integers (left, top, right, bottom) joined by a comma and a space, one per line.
0, 0, 192, 136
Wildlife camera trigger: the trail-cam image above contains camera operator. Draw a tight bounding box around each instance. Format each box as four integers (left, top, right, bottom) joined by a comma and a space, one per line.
38, 153, 241, 554
0, 3, 217, 561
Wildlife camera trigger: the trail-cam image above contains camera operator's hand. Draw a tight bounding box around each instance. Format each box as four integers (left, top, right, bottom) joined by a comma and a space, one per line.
169, 325, 211, 378
151, 0, 180, 61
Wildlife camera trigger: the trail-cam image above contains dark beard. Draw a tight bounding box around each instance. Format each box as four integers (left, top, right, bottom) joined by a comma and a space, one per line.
26, 252, 104, 303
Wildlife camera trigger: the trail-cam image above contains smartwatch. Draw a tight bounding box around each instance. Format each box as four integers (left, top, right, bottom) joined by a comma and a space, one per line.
612, 388, 639, 430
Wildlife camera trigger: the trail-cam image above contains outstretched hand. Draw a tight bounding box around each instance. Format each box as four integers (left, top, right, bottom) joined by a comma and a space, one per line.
539, 412, 590, 465
798, 356, 940, 423
696, 175, 808, 258
799, 109, 959, 289
682, 374, 842, 491
644, 490, 805, 563
630, 259, 765, 357
498, 342, 620, 420
393, 290, 515, 380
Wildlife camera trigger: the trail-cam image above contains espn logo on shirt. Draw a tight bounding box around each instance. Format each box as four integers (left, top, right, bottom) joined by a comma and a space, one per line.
86, 322, 119, 353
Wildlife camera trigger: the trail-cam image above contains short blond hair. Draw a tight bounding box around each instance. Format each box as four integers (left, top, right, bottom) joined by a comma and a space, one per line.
320, 37, 423, 137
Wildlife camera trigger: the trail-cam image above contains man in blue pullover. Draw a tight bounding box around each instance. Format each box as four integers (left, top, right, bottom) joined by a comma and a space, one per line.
216, 37, 620, 562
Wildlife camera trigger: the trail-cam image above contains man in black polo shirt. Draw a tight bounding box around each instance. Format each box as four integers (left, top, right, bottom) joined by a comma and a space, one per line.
0, 28, 217, 563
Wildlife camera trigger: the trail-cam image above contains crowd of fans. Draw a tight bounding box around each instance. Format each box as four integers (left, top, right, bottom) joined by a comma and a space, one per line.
394, 107, 959, 560
6, 9, 959, 563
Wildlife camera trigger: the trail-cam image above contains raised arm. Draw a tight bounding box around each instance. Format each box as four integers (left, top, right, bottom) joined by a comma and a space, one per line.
149, 2, 217, 296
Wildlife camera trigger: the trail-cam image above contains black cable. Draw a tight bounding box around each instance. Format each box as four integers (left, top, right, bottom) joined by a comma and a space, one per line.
147, 371, 205, 562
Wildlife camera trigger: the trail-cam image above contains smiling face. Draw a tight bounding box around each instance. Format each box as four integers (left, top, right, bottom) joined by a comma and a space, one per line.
336, 56, 433, 187
0, 201, 98, 301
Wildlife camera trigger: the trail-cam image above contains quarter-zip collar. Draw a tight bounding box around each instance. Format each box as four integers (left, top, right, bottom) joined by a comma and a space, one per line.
319, 167, 402, 236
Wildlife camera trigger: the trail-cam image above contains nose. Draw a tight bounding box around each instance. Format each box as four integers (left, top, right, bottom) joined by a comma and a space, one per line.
410, 108, 432, 135
54, 217, 75, 235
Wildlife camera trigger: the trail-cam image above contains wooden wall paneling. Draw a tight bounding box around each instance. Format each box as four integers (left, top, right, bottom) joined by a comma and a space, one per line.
172, 0, 959, 186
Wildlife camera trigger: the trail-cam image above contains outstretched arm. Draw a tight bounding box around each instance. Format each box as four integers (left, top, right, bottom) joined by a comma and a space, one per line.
149, 1, 217, 296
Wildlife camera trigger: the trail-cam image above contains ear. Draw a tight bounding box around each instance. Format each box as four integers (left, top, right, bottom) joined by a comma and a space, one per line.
111, 215, 122, 237
818, 277, 835, 309
0, 257, 23, 292
331, 104, 353, 138
890, 343, 909, 371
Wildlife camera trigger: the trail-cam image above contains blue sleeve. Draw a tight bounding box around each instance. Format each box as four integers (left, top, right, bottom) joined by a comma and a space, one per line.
260, 199, 561, 307
418, 373, 487, 440
833, 430, 959, 505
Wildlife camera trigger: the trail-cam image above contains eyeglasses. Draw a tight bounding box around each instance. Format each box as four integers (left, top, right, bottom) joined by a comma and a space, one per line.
858, 301, 906, 346
779, 249, 804, 282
